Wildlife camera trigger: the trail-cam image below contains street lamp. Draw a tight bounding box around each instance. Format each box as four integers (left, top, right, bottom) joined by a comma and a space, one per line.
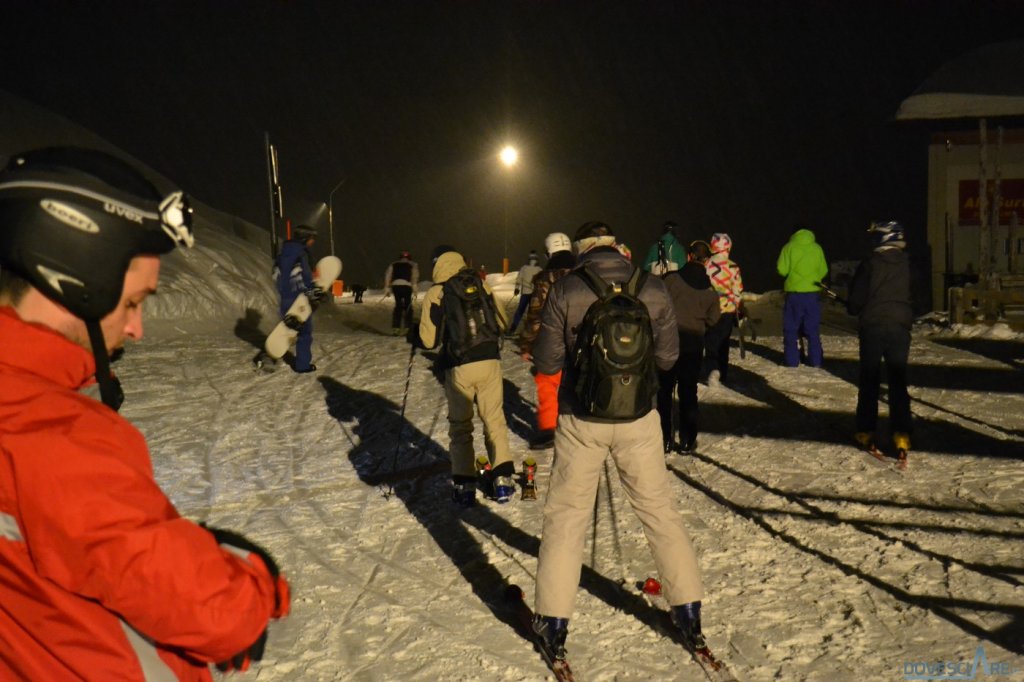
327, 177, 346, 257
499, 145, 518, 272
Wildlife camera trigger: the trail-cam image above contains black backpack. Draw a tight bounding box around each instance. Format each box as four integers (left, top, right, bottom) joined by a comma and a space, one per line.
441, 268, 502, 363
571, 264, 658, 421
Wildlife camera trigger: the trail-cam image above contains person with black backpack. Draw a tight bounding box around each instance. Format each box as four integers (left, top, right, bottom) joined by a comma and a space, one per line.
417, 246, 514, 507
529, 221, 711, 667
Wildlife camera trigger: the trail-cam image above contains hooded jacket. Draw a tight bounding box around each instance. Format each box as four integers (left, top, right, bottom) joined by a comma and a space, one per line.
706, 233, 744, 313
642, 233, 687, 274
846, 247, 913, 330
0, 308, 278, 681
777, 229, 828, 293
533, 246, 679, 417
664, 262, 722, 353
418, 251, 508, 366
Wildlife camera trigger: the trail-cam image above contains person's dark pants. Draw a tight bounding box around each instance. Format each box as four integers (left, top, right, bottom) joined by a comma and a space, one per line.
280, 297, 314, 371
510, 292, 533, 332
354, 289, 364, 303
657, 348, 703, 447
703, 312, 736, 381
856, 323, 912, 435
392, 285, 413, 329
783, 292, 823, 367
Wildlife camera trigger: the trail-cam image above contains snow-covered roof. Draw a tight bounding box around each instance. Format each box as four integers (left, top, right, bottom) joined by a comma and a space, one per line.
896, 41, 1024, 120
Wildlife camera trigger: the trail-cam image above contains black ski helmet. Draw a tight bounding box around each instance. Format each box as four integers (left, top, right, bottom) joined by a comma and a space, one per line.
293, 224, 317, 241
0, 147, 194, 321
662, 221, 679, 235
868, 220, 905, 248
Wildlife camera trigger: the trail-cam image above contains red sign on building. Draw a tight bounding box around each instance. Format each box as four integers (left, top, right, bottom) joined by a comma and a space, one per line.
959, 179, 1024, 225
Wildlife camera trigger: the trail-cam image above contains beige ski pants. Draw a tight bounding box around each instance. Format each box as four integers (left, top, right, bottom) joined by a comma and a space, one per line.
535, 410, 704, 618
445, 359, 511, 478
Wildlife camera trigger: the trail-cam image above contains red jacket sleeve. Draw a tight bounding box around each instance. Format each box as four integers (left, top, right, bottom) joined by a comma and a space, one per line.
12, 408, 277, 663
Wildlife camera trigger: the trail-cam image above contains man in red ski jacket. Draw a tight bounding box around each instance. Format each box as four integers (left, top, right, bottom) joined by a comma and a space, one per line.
0, 147, 290, 680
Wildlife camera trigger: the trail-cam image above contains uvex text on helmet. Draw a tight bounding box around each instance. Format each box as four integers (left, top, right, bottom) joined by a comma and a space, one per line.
0, 147, 194, 320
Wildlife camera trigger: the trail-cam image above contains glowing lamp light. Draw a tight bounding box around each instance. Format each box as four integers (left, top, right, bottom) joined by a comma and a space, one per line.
500, 145, 518, 167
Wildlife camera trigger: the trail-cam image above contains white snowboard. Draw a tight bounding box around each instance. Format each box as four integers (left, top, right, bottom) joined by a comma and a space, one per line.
264, 255, 342, 360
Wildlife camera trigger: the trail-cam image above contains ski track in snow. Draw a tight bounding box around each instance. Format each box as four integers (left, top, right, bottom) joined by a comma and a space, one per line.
121, 294, 1024, 681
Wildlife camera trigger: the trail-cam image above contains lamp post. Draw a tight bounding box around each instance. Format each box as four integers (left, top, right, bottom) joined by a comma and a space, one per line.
327, 177, 346, 257
499, 145, 518, 273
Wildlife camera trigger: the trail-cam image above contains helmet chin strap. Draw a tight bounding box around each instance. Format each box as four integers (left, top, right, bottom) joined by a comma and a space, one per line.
85, 319, 124, 411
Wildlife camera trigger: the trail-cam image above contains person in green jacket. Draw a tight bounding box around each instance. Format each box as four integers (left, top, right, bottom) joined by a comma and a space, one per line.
776, 226, 828, 367
643, 221, 688, 275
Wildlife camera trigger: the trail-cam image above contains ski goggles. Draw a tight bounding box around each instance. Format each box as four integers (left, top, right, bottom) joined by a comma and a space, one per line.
158, 191, 195, 248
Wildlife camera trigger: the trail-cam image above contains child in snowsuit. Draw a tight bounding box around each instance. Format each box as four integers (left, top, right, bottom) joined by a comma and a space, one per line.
703, 233, 743, 386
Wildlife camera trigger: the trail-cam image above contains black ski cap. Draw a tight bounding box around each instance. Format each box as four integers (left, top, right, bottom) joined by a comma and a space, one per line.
293, 224, 317, 240
573, 221, 613, 241
431, 244, 457, 263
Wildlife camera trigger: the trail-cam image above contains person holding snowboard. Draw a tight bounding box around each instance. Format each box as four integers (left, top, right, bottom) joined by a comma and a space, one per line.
0, 147, 290, 680
703, 232, 744, 387
776, 226, 829, 368
508, 250, 543, 335
642, 221, 688, 275
517, 232, 576, 450
660, 260, 721, 453
418, 246, 514, 506
383, 250, 419, 335
275, 223, 320, 373
530, 221, 709, 665
846, 220, 914, 461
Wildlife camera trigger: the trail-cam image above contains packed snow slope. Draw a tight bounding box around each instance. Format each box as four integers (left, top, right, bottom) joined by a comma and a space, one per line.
121, 276, 1024, 681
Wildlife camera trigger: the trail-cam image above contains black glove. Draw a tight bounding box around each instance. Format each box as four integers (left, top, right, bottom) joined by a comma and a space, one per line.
216, 629, 268, 673
514, 288, 520, 296
307, 286, 326, 304
405, 325, 422, 348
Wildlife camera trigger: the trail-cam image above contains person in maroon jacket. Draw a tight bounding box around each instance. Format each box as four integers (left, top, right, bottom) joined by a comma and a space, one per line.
0, 148, 289, 681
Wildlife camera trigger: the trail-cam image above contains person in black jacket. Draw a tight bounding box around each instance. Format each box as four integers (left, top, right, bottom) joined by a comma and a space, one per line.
846, 221, 913, 459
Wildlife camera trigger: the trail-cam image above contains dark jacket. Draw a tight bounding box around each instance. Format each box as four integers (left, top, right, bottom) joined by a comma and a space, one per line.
533, 246, 679, 416
418, 251, 508, 368
846, 247, 913, 330
664, 262, 721, 353
275, 239, 313, 310
518, 250, 576, 355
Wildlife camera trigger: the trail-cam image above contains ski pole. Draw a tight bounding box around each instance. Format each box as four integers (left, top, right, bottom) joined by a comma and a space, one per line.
815, 281, 847, 305
381, 342, 417, 500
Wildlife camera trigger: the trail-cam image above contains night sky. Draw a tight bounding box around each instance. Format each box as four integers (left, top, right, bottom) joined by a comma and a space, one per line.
4, 0, 1024, 295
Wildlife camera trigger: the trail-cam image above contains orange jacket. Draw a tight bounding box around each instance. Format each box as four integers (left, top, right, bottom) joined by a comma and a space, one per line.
0, 307, 277, 680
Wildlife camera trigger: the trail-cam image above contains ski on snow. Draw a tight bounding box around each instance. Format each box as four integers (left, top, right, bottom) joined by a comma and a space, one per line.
635, 578, 738, 682
504, 584, 575, 681
857, 439, 908, 472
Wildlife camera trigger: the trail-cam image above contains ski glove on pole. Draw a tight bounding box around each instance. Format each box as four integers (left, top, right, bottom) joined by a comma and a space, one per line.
202, 526, 292, 672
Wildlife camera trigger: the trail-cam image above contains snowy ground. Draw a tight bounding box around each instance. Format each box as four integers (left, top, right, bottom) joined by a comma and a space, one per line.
120, 277, 1024, 681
